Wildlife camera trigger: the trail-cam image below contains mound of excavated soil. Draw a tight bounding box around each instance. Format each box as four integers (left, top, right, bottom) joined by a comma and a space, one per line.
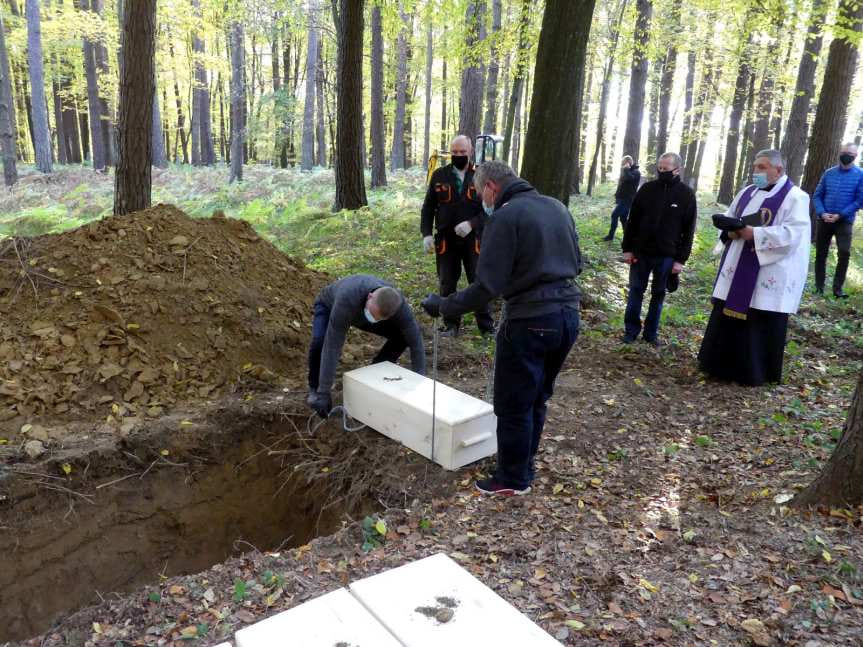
0, 204, 331, 442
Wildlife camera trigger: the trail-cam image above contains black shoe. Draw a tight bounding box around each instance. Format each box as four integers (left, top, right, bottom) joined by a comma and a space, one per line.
602, 235, 614, 242
833, 290, 849, 299
643, 337, 664, 347
475, 478, 531, 496
621, 334, 636, 344
439, 325, 460, 338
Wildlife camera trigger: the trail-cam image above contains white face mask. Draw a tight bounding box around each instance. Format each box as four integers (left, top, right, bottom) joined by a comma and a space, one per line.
364, 307, 377, 324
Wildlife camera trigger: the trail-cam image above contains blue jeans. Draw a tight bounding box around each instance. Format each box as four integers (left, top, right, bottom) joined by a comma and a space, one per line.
624, 255, 673, 341
493, 308, 579, 489
607, 199, 632, 238
307, 302, 408, 390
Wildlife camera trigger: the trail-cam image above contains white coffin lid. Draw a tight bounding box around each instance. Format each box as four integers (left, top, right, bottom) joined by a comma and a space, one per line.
348, 553, 562, 646
343, 362, 492, 427
233, 588, 402, 647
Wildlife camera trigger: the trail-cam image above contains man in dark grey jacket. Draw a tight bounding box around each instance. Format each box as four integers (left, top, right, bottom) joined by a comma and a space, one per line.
422, 161, 582, 496
306, 275, 426, 417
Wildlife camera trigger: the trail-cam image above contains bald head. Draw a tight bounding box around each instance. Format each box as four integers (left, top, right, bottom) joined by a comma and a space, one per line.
450, 135, 472, 156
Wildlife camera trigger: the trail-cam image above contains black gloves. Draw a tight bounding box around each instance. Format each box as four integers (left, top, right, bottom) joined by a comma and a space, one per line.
421, 293, 442, 318
307, 391, 332, 419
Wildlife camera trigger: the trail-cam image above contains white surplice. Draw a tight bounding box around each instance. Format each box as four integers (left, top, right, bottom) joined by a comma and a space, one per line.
711, 175, 811, 314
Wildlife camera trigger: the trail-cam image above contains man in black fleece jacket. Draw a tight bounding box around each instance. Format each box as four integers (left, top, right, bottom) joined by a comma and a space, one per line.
306, 275, 426, 418
621, 152, 697, 345
422, 161, 582, 496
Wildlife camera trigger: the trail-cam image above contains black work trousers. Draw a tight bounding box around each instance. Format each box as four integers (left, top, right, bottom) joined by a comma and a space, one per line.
435, 231, 494, 331
814, 219, 854, 293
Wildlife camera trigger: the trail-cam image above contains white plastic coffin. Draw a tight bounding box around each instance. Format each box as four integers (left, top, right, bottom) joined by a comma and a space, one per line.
349, 553, 562, 646
233, 588, 402, 647
342, 361, 496, 470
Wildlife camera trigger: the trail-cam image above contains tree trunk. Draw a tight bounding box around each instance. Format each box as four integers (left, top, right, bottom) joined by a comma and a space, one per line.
684, 43, 715, 186
794, 370, 863, 507
301, 0, 318, 170
52, 68, 66, 164
656, 2, 679, 159
771, 37, 795, 149
607, 73, 625, 176
621, 0, 651, 164
80, 0, 106, 170
152, 85, 168, 169
736, 71, 757, 190
458, 0, 484, 147
390, 4, 408, 171
440, 59, 447, 150
679, 50, 695, 162
422, 17, 432, 166
713, 104, 730, 192
646, 56, 661, 171
502, 0, 530, 162
332, 0, 367, 210
192, 0, 215, 166
521, 0, 597, 204
587, 0, 627, 195
0, 13, 17, 185
575, 50, 594, 191
370, 3, 386, 186
229, 21, 245, 182
113, 0, 155, 215
90, 0, 114, 165
315, 41, 326, 166
781, 0, 826, 183
482, 0, 502, 133
717, 38, 751, 204
169, 39, 189, 164
25, 0, 52, 173
61, 86, 82, 163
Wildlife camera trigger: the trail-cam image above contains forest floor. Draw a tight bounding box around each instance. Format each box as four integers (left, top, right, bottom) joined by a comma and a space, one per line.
2, 164, 863, 646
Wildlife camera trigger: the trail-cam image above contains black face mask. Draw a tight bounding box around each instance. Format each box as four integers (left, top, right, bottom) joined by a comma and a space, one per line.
839, 153, 856, 166
451, 155, 468, 170
658, 170, 677, 184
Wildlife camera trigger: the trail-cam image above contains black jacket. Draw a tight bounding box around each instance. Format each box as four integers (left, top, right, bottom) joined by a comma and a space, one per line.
615, 165, 641, 202
420, 163, 484, 237
621, 176, 697, 263
440, 179, 582, 320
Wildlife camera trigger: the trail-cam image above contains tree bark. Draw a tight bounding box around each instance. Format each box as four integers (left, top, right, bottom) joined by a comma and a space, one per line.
315, 41, 325, 166
80, 0, 106, 170
646, 56, 661, 171
422, 16, 432, 166
191, 0, 215, 166
736, 71, 757, 190
502, 0, 530, 162
113, 0, 155, 215
0, 13, 17, 185
717, 37, 751, 205
390, 4, 408, 171
332, 0, 366, 210
370, 3, 386, 186
301, 0, 318, 170
25, 0, 52, 173
521, 0, 597, 204
152, 85, 168, 169
684, 42, 715, 186
440, 59, 447, 150
656, 2, 679, 159
482, 0, 502, 133
621, 0, 651, 164
771, 37, 795, 149
229, 21, 245, 182
781, 0, 826, 184
794, 370, 863, 507
90, 0, 114, 165
458, 0, 484, 147
52, 65, 66, 164
679, 50, 695, 162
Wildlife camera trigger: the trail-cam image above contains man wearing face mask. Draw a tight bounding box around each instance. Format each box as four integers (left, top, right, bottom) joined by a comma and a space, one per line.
812, 143, 863, 298
699, 149, 810, 386
420, 134, 495, 337
421, 161, 582, 496
306, 274, 426, 418
620, 152, 697, 346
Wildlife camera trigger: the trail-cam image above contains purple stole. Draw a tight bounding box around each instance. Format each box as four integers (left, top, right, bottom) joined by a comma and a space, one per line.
719, 179, 794, 320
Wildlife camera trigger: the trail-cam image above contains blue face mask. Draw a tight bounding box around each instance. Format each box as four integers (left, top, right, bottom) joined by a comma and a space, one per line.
364, 307, 377, 324
752, 172, 769, 189
483, 203, 494, 217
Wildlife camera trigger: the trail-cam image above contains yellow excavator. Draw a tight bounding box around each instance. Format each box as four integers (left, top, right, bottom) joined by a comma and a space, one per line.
426, 134, 503, 185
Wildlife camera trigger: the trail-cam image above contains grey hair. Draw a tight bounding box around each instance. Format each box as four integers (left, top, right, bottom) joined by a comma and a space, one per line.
373, 287, 403, 319
659, 151, 683, 168
841, 142, 858, 151
473, 160, 518, 192
622, 155, 634, 164
450, 134, 473, 151
755, 149, 785, 169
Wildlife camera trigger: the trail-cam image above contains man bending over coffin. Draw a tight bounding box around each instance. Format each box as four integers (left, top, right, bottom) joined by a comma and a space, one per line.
306, 274, 426, 418
698, 149, 810, 386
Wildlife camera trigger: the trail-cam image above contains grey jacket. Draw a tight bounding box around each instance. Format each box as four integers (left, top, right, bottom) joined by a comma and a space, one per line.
315, 275, 426, 394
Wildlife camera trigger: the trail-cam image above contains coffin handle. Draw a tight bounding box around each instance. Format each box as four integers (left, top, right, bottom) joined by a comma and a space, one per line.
459, 432, 493, 448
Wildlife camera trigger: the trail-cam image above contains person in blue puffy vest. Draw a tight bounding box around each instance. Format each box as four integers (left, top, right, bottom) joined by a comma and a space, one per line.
812, 143, 863, 298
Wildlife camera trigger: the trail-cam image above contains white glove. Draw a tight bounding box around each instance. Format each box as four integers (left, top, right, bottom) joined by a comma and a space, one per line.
454, 221, 472, 237
423, 235, 434, 254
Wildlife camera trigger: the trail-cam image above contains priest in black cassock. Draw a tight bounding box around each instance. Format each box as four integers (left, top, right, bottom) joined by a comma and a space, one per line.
699, 149, 810, 386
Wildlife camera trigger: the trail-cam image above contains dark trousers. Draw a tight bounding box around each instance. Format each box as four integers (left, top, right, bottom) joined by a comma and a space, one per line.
606, 199, 632, 238
436, 232, 494, 331
814, 219, 854, 293
493, 308, 579, 489
307, 302, 408, 391
624, 255, 673, 341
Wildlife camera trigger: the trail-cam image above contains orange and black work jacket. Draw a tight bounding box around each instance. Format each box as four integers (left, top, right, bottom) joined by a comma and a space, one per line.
420, 163, 484, 239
